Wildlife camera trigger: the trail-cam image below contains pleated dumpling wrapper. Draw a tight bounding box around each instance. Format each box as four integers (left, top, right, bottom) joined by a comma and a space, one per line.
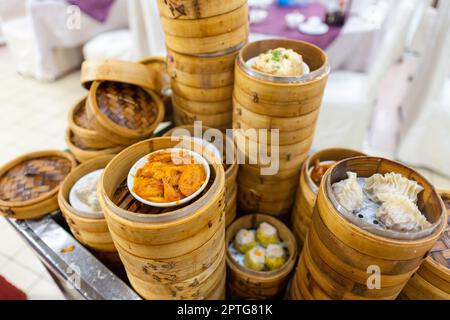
234, 229, 256, 254
376, 194, 431, 232
265, 243, 286, 271
256, 222, 279, 248
244, 246, 266, 271
364, 172, 424, 204
332, 172, 364, 213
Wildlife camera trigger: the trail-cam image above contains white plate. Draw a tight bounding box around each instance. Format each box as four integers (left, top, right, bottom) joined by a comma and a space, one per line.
69, 169, 103, 215
127, 148, 211, 208
246, 57, 310, 76
299, 23, 329, 35
250, 9, 268, 24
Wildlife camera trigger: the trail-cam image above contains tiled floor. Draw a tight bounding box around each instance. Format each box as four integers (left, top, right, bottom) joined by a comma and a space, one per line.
0, 46, 84, 300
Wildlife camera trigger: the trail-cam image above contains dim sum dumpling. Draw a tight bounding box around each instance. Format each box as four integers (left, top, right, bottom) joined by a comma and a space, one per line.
332, 172, 364, 213
364, 172, 423, 204
256, 222, 279, 247
265, 244, 286, 271
234, 229, 256, 253
244, 246, 266, 271
376, 194, 431, 232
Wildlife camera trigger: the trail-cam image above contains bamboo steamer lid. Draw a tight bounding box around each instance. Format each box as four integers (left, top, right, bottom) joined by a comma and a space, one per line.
0, 150, 76, 220
234, 39, 329, 117
65, 129, 126, 163
160, 2, 248, 38
226, 214, 298, 299
291, 148, 366, 246
156, 0, 247, 20
233, 97, 321, 130
58, 155, 116, 253
171, 80, 233, 102
401, 190, 449, 299
167, 47, 239, 88
86, 81, 165, 145
81, 59, 157, 90
68, 96, 118, 149
165, 24, 249, 55
172, 94, 232, 115
292, 157, 447, 300
225, 183, 238, 227
138, 56, 171, 97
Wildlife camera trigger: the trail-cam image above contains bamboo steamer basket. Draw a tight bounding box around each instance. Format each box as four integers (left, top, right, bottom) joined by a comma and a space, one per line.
291, 157, 447, 300
86, 81, 165, 145
234, 39, 329, 118
65, 130, 126, 163
98, 137, 226, 299
138, 56, 171, 97
232, 96, 321, 131
160, 2, 248, 38
81, 59, 156, 90
0, 150, 76, 220
163, 124, 238, 226
226, 214, 298, 299
171, 80, 233, 102
157, 0, 246, 20
291, 148, 366, 246
233, 118, 316, 146
68, 97, 118, 149
234, 129, 312, 170
58, 155, 116, 253
167, 47, 239, 88
173, 101, 232, 130
172, 93, 232, 114
165, 24, 249, 55
400, 190, 449, 300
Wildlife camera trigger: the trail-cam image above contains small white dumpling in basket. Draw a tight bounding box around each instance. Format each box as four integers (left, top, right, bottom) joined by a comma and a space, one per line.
364, 172, 424, 204
332, 172, 364, 213
376, 194, 431, 232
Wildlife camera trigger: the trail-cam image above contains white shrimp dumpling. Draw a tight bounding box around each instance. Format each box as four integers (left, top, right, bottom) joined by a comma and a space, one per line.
332, 172, 364, 213
364, 173, 424, 204
376, 194, 431, 232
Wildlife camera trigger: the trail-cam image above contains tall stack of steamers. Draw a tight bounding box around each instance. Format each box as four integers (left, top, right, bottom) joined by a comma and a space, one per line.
158, 0, 249, 131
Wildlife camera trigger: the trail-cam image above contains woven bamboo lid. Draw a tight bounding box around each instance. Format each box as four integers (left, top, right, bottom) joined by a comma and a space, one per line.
0, 150, 76, 219
87, 81, 165, 144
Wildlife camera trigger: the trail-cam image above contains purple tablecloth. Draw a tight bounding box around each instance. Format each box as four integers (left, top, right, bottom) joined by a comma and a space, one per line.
67, 0, 115, 23
250, 3, 342, 49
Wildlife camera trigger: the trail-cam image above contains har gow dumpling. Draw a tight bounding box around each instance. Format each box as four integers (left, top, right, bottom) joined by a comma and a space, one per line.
364, 172, 424, 204
376, 194, 431, 232
332, 172, 364, 213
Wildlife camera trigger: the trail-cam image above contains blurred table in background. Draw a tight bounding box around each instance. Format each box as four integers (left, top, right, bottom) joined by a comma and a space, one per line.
250, 0, 390, 72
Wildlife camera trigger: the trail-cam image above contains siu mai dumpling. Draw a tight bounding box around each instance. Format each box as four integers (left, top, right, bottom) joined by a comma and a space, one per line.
256, 222, 279, 247
376, 194, 431, 232
332, 172, 364, 213
265, 244, 286, 271
244, 246, 266, 271
364, 172, 423, 204
234, 229, 256, 254
252, 48, 303, 76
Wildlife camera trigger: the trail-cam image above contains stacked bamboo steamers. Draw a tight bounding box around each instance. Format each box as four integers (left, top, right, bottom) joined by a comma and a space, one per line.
66, 58, 168, 163
158, 0, 249, 130
233, 39, 329, 219
98, 137, 227, 299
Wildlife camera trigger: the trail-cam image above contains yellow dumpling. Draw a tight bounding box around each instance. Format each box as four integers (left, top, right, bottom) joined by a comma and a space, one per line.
265, 244, 286, 271
234, 229, 256, 253
256, 222, 279, 247
244, 246, 266, 271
